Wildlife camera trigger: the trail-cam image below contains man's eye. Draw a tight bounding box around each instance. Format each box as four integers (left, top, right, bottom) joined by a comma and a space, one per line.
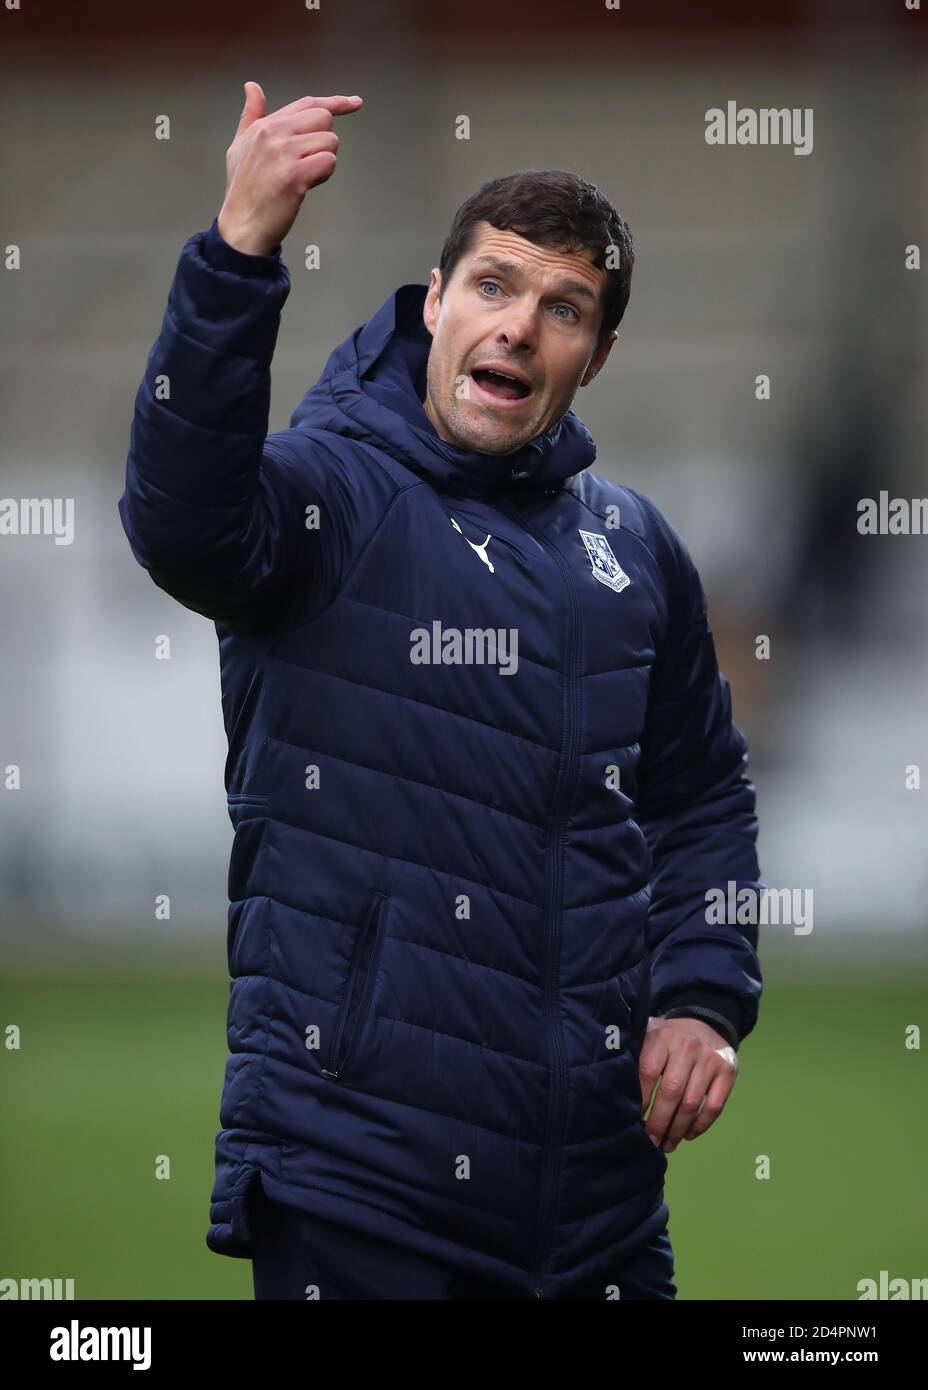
478, 280, 501, 297
553, 304, 579, 321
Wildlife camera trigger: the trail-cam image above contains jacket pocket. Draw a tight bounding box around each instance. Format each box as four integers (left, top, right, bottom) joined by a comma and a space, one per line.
321, 892, 389, 1083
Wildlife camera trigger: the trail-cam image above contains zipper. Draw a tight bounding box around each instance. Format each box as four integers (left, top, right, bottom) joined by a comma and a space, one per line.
321, 892, 388, 1081
497, 496, 582, 1294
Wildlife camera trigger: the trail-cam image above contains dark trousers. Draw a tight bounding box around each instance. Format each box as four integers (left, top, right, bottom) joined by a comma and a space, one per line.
248, 1178, 677, 1300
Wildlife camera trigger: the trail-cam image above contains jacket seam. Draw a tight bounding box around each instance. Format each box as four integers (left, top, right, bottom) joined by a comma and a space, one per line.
226, 1037, 545, 1147
231, 894, 379, 937
265, 661, 561, 756
231, 917, 645, 1000
264, 740, 547, 833
245, 831, 542, 909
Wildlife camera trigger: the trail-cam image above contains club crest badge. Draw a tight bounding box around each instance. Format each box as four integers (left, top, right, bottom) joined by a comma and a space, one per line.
578, 529, 631, 594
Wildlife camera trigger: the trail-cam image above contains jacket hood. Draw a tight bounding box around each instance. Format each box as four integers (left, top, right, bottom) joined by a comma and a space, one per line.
289, 283, 598, 499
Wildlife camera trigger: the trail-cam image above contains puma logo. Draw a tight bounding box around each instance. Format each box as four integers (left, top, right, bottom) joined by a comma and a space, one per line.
450, 516, 495, 574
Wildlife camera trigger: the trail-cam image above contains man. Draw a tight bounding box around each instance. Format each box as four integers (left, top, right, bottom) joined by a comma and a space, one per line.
119, 82, 763, 1301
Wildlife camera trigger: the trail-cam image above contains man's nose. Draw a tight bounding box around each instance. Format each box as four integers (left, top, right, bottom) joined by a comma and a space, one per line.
495, 306, 538, 351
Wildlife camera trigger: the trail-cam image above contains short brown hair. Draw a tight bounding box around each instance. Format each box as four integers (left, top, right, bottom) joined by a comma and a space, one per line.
438, 169, 635, 346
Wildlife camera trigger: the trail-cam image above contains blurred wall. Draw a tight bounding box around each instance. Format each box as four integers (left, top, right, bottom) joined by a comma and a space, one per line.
1, 0, 927, 957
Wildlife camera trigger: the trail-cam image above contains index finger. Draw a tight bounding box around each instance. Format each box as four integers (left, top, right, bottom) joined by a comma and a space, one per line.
272, 93, 363, 120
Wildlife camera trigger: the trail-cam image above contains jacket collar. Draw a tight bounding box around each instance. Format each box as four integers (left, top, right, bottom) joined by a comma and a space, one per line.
291, 283, 598, 500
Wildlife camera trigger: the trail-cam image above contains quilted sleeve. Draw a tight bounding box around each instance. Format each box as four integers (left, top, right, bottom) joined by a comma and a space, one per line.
632, 493, 764, 1045
117, 218, 348, 631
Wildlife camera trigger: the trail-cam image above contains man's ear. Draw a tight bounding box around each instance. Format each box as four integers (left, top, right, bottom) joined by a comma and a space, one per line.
579, 329, 619, 387
423, 268, 442, 338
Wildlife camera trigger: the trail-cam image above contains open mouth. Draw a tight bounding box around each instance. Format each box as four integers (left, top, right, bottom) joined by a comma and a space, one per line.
470, 367, 533, 405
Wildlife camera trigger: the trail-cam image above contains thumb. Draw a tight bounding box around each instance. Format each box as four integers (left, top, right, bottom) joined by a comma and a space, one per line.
235, 81, 266, 136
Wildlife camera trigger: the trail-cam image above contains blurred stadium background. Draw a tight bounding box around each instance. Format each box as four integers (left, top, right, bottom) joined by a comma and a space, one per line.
1, 0, 926, 1298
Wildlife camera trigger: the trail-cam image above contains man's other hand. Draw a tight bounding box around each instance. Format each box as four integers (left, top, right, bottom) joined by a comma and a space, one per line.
639, 1016, 738, 1153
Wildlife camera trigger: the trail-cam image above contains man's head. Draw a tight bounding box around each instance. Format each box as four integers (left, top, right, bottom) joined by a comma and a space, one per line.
421, 169, 634, 456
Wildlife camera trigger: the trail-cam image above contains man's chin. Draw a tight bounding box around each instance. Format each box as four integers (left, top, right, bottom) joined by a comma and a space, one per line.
424, 391, 541, 455
445, 413, 536, 457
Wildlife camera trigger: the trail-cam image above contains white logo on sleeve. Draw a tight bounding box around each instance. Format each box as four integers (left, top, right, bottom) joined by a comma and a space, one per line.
450, 516, 495, 573
579, 529, 630, 593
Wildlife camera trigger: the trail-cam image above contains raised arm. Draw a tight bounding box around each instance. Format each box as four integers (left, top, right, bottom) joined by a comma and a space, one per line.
117, 84, 364, 630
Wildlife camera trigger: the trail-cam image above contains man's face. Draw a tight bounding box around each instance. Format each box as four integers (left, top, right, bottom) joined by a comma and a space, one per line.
421, 221, 618, 456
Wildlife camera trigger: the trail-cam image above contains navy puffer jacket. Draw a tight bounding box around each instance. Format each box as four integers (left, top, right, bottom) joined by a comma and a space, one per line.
118, 218, 763, 1297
